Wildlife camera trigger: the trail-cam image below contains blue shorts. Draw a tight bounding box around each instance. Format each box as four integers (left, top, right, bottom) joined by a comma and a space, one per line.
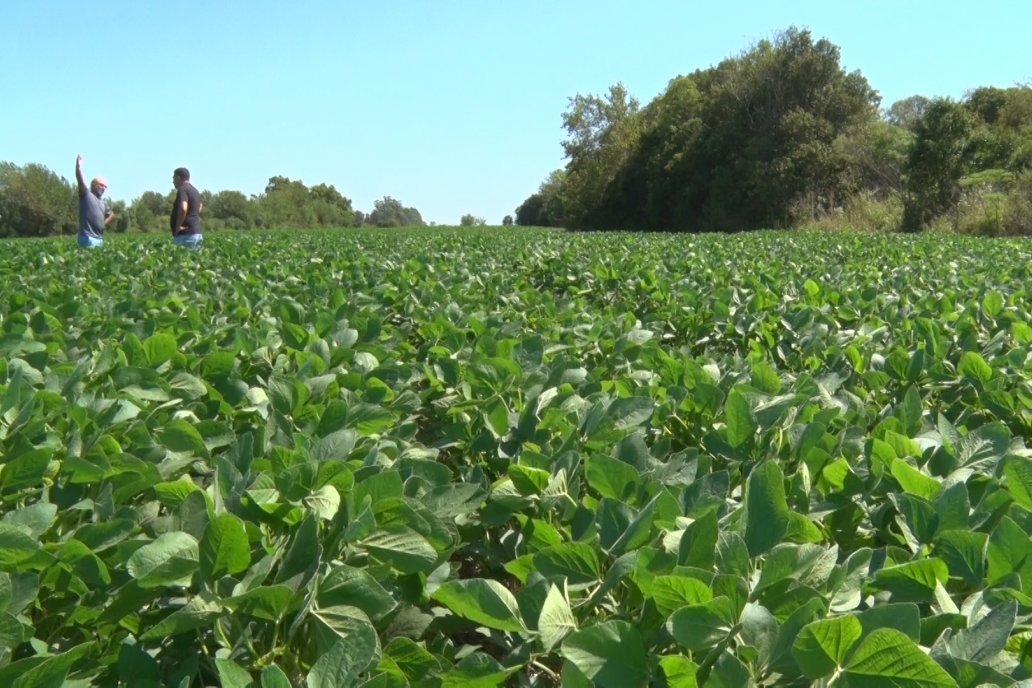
77, 234, 104, 248
173, 233, 203, 248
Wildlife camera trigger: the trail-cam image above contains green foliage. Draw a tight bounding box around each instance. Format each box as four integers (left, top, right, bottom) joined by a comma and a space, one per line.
0, 162, 77, 237
902, 98, 977, 231
129, 190, 172, 233
367, 196, 424, 227
548, 27, 880, 231
4, 226, 1032, 685
459, 214, 486, 227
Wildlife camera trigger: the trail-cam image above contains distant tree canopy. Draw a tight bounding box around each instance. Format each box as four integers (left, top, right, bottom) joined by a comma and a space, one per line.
0, 162, 76, 238
367, 196, 424, 227
517, 26, 1032, 233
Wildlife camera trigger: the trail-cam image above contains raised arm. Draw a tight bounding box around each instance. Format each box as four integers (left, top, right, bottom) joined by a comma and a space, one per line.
75, 154, 86, 193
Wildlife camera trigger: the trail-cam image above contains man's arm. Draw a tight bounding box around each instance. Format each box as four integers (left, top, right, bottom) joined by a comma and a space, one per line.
174, 198, 188, 234
75, 154, 86, 194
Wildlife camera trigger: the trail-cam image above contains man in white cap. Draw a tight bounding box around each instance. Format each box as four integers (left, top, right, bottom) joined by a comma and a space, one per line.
74, 154, 114, 248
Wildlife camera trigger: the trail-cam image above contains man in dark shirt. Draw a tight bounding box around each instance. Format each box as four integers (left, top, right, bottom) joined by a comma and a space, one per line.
170, 167, 203, 247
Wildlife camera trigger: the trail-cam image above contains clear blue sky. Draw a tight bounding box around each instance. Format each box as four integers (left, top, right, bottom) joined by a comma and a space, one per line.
2, 1, 1029, 225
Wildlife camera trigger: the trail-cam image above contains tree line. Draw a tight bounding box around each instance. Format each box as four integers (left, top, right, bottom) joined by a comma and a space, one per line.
515, 27, 1032, 234
0, 167, 429, 238
4, 26, 1030, 238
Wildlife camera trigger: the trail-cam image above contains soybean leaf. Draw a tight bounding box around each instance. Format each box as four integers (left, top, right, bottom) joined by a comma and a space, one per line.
432, 579, 525, 632
562, 620, 648, 688
842, 628, 956, 687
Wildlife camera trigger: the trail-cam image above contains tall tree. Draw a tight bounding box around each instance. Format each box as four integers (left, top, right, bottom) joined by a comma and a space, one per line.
560, 83, 642, 229
130, 191, 171, 232
0, 162, 76, 238
902, 98, 976, 230
368, 197, 424, 227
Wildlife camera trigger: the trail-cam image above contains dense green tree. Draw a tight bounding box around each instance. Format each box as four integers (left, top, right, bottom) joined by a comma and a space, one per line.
550, 28, 879, 232
205, 190, 255, 230
308, 183, 355, 227
902, 98, 976, 230
256, 176, 315, 228
0, 162, 77, 238
560, 83, 642, 228
107, 199, 130, 233
129, 191, 171, 232
837, 120, 913, 196
459, 214, 485, 226
886, 95, 931, 131
604, 75, 705, 229
515, 194, 546, 226
502, 214, 513, 226
368, 196, 424, 227
687, 28, 879, 229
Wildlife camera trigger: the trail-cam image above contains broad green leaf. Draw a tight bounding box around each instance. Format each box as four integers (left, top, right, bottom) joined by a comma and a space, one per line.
2, 502, 57, 539
158, 419, 208, 457
755, 543, 837, 592
306, 637, 366, 688
743, 461, 791, 556
1004, 457, 1032, 511
310, 606, 379, 667
891, 459, 941, 501
609, 493, 659, 556
199, 514, 251, 582
607, 396, 654, 430
347, 403, 395, 434
793, 614, 863, 680
658, 655, 699, 688
725, 387, 757, 448
144, 332, 179, 366
139, 595, 221, 640
584, 454, 639, 502
533, 542, 602, 585
667, 597, 737, 652
0, 612, 27, 649
126, 531, 199, 588
539, 584, 577, 651
215, 659, 256, 688
10, 642, 92, 688
439, 653, 515, 687
311, 429, 357, 462
957, 351, 992, 385
432, 578, 525, 632
118, 642, 160, 687
705, 651, 752, 688
225, 585, 295, 621
933, 529, 987, 585
870, 558, 948, 603
856, 603, 921, 642
317, 565, 397, 622
361, 525, 438, 574
988, 516, 1032, 586
276, 515, 322, 587
170, 371, 207, 399
678, 510, 718, 569
305, 485, 341, 520
842, 628, 956, 687
153, 477, 202, 509
946, 599, 1016, 663
0, 449, 51, 493
651, 575, 712, 616
260, 665, 292, 688
562, 620, 647, 688
508, 464, 550, 495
